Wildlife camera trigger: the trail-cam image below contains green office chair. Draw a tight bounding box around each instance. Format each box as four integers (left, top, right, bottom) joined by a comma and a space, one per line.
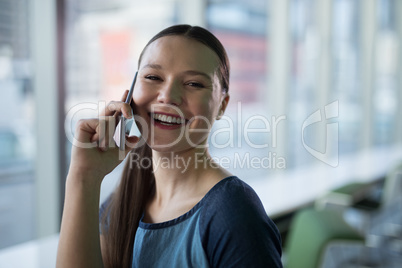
284, 208, 364, 268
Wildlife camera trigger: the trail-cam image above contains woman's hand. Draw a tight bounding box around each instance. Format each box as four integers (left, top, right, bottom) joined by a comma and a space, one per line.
68, 90, 140, 182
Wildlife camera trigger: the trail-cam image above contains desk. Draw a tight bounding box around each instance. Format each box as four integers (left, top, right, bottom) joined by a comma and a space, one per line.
248, 145, 402, 218
0, 235, 58, 268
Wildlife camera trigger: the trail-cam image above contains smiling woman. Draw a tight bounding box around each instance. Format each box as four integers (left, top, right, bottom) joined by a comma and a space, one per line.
56, 25, 282, 268
135, 35, 226, 151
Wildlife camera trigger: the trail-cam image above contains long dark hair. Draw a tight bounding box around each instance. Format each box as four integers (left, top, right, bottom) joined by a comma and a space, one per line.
101, 24, 230, 267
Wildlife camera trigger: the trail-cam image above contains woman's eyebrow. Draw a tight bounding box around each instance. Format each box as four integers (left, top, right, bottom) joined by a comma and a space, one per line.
142, 63, 163, 70
141, 64, 213, 82
183, 70, 212, 82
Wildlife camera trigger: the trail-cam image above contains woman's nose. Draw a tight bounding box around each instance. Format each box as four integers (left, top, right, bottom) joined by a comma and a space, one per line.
157, 80, 182, 106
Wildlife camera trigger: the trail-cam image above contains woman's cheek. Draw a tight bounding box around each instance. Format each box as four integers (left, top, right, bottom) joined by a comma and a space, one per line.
133, 87, 151, 106
188, 108, 215, 135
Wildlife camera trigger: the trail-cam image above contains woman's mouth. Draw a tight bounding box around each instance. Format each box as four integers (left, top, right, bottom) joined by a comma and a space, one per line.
149, 112, 189, 130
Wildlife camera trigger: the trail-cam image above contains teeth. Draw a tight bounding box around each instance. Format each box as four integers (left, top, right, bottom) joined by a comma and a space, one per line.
153, 113, 184, 124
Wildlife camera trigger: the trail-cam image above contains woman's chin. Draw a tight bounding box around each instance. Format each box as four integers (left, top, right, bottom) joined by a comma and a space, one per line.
147, 140, 207, 154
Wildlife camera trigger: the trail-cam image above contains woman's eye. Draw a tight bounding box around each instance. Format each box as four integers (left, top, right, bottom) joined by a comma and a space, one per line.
187, 82, 204, 88
145, 75, 160, 81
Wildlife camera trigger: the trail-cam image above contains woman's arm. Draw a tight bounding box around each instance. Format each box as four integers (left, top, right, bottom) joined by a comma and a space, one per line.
56, 93, 138, 268
57, 169, 104, 267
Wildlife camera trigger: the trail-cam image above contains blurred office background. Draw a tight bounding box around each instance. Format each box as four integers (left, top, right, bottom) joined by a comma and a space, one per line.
0, 0, 401, 267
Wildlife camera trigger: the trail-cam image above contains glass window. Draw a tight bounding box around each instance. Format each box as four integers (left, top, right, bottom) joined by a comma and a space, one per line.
0, 0, 35, 248
331, 0, 362, 155
373, 0, 399, 145
287, 0, 320, 168
207, 0, 275, 179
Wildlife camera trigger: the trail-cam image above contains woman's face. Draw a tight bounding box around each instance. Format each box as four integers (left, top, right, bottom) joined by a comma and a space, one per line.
133, 35, 229, 153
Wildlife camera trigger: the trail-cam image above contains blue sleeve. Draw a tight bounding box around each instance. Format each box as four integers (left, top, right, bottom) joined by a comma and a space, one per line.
199, 178, 283, 268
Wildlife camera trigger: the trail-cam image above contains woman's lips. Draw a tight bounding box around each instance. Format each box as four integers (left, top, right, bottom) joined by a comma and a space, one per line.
149, 112, 189, 130
152, 120, 183, 130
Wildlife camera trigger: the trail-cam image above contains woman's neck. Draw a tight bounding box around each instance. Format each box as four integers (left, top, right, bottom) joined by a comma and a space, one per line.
150, 146, 228, 205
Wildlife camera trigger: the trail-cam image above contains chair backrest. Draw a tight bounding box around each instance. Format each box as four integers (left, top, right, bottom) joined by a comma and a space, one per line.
382, 162, 402, 207
285, 209, 364, 268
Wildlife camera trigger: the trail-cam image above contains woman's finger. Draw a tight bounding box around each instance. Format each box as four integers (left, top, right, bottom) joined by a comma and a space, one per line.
120, 90, 129, 101
100, 90, 129, 116
97, 116, 119, 151
101, 101, 133, 121
97, 117, 107, 151
74, 119, 99, 142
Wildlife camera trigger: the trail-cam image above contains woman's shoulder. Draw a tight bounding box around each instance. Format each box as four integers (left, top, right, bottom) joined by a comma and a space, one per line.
199, 175, 276, 232
201, 176, 265, 214
198, 176, 283, 267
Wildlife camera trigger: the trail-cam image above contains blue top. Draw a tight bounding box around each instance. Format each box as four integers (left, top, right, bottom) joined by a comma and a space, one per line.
100, 176, 282, 268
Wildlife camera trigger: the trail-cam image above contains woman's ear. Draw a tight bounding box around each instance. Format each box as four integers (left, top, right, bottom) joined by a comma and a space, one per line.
216, 93, 230, 120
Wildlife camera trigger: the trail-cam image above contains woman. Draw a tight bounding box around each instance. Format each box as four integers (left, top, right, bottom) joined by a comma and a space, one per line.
57, 25, 282, 268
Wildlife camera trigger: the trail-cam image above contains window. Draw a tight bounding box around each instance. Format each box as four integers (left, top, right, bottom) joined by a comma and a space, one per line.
0, 0, 35, 248
331, 0, 361, 155
207, 0, 276, 178
287, 0, 320, 168
373, 0, 399, 145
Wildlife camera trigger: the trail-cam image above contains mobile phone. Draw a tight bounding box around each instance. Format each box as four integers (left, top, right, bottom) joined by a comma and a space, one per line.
113, 72, 141, 150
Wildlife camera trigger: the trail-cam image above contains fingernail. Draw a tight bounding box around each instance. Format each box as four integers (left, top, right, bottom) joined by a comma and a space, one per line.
126, 110, 134, 119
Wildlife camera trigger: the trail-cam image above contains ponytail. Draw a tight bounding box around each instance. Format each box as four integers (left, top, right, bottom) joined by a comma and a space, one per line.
101, 142, 155, 267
